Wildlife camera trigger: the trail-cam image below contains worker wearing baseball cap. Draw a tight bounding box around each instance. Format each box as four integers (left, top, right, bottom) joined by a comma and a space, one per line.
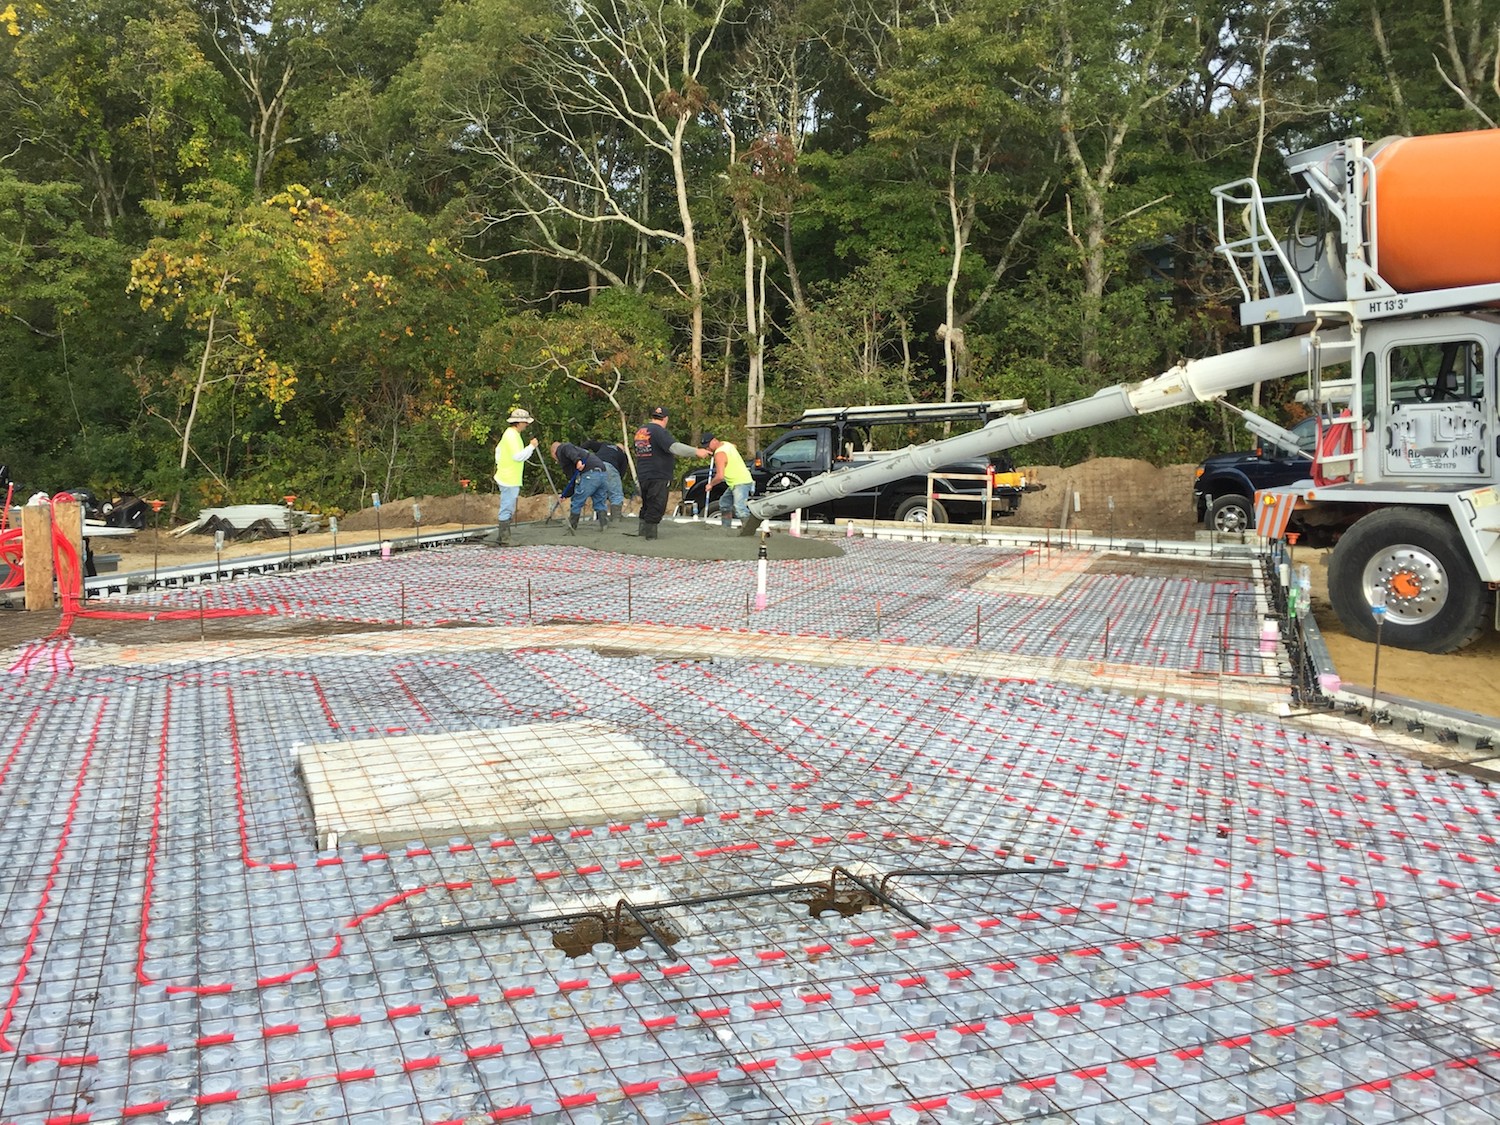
493, 407, 538, 546
703, 433, 754, 529
631, 406, 707, 539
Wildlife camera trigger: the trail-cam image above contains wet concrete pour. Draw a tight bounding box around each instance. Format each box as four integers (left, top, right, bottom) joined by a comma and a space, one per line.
497, 514, 846, 562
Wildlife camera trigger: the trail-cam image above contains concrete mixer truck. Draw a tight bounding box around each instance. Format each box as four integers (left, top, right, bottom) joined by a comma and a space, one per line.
744, 132, 1500, 654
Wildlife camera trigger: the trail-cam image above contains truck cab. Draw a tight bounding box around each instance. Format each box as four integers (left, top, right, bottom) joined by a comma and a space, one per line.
1216, 133, 1500, 650
1194, 415, 1317, 533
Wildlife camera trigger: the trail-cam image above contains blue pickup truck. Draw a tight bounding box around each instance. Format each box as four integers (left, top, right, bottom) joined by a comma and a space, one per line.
1192, 415, 1317, 533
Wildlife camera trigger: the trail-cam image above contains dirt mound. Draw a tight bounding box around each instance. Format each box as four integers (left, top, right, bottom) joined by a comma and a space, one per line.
1018, 459, 1201, 538
335, 492, 555, 533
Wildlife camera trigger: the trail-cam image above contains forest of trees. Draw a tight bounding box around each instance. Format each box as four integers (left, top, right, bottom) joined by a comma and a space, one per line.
3, 0, 1497, 514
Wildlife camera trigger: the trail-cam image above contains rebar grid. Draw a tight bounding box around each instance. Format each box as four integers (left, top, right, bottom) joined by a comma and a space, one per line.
0, 542, 1495, 1124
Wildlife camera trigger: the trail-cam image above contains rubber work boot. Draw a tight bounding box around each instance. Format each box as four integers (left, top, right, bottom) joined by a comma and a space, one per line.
721, 512, 732, 529
497, 519, 512, 546
568, 511, 580, 531
610, 503, 624, 520
640, 522, 658, 540
596, 510, 610, 531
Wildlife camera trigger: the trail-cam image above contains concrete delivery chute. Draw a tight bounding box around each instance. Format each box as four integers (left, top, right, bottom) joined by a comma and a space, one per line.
744, 330, 1348, 521
748, 130, 1500, 654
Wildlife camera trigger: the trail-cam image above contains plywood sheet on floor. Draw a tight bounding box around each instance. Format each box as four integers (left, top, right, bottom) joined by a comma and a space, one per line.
299, 720, 707, 846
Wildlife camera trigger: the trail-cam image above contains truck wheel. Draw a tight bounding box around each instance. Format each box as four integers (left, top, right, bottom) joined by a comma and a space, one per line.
1326, 508, 1492, 653
894, 496, 948, 524
1207, 494, 1252, 534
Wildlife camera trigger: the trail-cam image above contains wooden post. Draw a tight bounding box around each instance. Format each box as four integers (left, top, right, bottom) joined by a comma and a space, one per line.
53, 497, 84, 601
21, 504, 54, 610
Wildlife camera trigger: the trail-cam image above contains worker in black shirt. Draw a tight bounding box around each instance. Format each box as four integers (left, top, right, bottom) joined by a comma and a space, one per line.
551, 442, 613, 531
631, 407, 707, 540
583, 439, 630, 521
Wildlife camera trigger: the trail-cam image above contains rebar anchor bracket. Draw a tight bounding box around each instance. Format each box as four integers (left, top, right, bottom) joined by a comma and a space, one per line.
830, 866, 929, 930
394, 885, 826, 949
393, 867, 935, 950
395, 907, 612, 945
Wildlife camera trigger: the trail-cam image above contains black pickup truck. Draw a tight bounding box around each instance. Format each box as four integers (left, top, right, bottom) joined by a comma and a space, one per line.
680, 401, 1036, 524
1193, 415, 1317, 533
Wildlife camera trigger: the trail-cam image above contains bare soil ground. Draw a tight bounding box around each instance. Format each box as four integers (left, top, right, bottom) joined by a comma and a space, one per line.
13, 460, 1499, 720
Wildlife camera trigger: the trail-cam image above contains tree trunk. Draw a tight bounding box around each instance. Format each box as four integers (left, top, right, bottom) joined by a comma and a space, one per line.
941, 140, 977, 403
1079, 191, 1107, 377
172, 308, 218, 522
742, 213, 766, 452
670, 121, 706, 432
781, 214, 821, 376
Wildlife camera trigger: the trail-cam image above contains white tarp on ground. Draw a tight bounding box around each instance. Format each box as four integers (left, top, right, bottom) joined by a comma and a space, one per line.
171, 504, 320, 537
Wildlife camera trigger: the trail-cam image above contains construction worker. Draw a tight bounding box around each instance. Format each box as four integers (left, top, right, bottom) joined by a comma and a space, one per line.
493, 407, 538, 546
583, 439, 630, 521
632, 407, 707, 540
550, 442, 613, 530
704, 433, 754, 529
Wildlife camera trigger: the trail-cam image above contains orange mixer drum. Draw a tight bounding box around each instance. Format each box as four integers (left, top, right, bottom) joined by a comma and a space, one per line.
1371, 131, 1500, 293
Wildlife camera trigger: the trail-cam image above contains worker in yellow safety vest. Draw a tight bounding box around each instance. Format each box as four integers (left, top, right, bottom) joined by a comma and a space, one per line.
493, 407, 539, 545
704, 433, 754, 529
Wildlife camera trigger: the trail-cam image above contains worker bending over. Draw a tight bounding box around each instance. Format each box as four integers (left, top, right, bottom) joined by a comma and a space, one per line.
704, 433, 753, 529
551, 442, 613, 531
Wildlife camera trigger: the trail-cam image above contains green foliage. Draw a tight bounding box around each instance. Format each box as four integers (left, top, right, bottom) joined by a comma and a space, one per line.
479, 290, 681, 466
5, 0, 1498, 509
769, 252, 926, 408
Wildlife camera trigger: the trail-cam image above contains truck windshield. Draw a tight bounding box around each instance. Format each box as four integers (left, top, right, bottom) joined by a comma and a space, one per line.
768, 436, 818, 468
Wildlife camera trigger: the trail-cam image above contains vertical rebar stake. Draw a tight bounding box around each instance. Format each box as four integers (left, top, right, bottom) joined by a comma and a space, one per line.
975, 604, 982, 646
627, 574, 633, 622
199, 593, 205, 641
1370, 594, 1387, 724
527, 578, 533, 622
1103, 616, 1110, 661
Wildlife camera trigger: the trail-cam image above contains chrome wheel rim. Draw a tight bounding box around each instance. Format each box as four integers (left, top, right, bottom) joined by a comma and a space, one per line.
1360, 544, 1449, 625
1213, 503, 1249, 533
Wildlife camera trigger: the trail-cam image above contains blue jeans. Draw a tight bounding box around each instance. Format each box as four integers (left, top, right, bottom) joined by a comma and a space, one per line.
602, 465, 624, 507
570, 469, 611, 517
497, 484, 520, 522
718, 483, 752, 520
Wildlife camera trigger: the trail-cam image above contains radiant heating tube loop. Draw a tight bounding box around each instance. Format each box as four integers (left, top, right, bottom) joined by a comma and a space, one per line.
98, 537, 1259, 675
545, 655, 1475, 945
102, 660, 1416, 1092
0, 699, 107, 1054
23, 657, 1476, 1020
444, 934, 1500, 1125
17, 870, 1460, 1107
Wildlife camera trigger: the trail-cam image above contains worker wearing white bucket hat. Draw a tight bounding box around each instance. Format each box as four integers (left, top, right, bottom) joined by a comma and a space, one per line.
493, 407, 538, 545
